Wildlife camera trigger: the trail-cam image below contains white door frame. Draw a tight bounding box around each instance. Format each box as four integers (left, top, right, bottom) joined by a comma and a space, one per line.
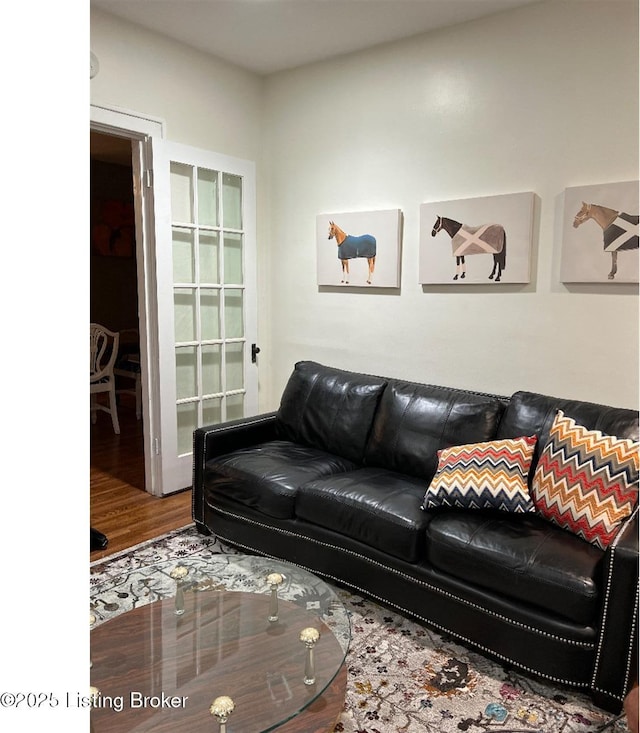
90, 104, 165, 495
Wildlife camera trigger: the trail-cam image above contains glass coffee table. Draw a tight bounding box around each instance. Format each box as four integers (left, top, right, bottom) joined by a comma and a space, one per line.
90, 553, 350, 732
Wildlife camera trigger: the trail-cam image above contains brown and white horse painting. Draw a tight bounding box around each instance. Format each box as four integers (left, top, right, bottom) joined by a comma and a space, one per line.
573, 202, 639, 280
328, 221, 377, 284
431, 216, 506, 281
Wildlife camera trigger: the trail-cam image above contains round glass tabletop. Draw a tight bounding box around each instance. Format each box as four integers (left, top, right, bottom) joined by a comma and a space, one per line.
90, 552, 350, 732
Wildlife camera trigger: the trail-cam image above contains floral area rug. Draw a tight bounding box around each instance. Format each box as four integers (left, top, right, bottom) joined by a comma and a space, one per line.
90, 525, 627, 733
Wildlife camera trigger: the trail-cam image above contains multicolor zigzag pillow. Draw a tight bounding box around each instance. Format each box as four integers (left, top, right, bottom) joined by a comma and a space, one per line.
422, 435, 537, 513
531, 410, 639, 550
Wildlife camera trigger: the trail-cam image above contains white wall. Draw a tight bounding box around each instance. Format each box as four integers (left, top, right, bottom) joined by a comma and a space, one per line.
90, 8, 264, 160
91, 1, 639, 412
90, 7, 275, 402
264, 0, 639, 409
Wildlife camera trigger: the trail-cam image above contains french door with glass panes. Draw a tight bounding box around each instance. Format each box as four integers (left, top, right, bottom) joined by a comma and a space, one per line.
151, 140, 257, 494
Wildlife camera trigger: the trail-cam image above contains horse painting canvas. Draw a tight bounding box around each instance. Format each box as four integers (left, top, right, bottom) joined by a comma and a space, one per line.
419, 192, 534, 285
316, 209, 401, 288
561, 181, 639, 283
328, 221, 377, 284
431, 217, 506, 281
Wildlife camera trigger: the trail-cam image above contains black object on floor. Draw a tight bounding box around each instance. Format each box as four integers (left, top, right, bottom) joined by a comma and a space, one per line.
91, 527, 108, 551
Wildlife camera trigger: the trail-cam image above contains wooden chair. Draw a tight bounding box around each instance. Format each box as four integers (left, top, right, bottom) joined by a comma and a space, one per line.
114, 328, 142, 420
90, 323, 120, 434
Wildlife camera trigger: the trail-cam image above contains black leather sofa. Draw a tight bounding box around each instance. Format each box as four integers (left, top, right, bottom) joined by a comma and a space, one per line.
193, 361, 639, 712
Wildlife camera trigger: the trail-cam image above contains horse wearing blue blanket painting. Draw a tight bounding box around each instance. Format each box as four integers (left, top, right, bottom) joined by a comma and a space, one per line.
328, 221, 377, 284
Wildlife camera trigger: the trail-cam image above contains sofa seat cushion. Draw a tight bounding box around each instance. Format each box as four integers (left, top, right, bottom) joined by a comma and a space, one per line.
295, 468, 430, 562
425, 512, 603, 625
205, 440, 358, 519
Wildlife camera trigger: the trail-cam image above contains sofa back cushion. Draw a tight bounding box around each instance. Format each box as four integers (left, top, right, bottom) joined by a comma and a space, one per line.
275, 361, 387, 464
497, 391, 639, 480
364, 381, 507, 481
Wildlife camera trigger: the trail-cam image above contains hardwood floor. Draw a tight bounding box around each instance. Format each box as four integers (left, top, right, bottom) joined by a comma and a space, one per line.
90, 399, 193, 562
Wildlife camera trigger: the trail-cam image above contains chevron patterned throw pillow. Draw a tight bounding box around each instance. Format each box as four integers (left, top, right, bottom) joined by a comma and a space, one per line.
531, 411, 639, 550
422, 435, 537, 513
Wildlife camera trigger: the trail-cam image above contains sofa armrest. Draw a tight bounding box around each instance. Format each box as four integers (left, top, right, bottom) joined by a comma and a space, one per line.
591, 507, 639, 711
192, 412, 278, 528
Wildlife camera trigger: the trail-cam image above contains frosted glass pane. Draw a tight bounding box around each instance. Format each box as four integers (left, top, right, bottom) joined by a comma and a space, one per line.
203, 398, 222, 427
224, 289, 244, 338
170, 163, 193, 223
224, 233, 243, 284
202, 344, 222, 395
226, 393, 244, 421
200, 232, 220, 284
174, 288, 196, 342
177, 402, 197, 455
225, 343, 244, 391
197, 168, 219, 227
222, 173, 242, 229
200, 289, 220, 341
172, 227, 195, 283
176, 346, 197, 400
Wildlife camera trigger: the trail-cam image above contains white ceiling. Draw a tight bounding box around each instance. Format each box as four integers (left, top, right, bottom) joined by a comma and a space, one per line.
92, 0, 540, 76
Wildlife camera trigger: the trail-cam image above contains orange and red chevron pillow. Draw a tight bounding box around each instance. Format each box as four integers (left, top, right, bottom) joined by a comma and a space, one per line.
422, 435, 537, 513
531, 411, 639, 550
